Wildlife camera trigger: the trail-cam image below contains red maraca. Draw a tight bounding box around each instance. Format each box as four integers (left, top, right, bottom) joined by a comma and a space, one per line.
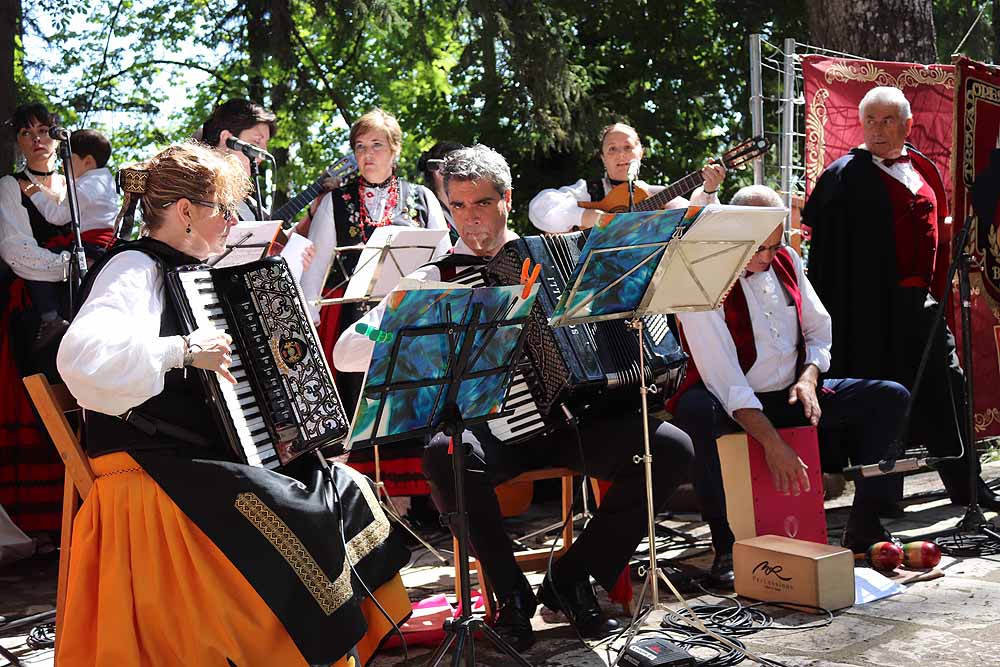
902, 541, 942, 569
866, 541, 904, 571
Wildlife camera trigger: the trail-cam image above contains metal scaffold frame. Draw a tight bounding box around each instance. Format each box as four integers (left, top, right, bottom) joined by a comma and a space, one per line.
747, 34, 865, 239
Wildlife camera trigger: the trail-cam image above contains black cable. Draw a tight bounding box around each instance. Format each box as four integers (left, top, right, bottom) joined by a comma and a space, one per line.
324, 461, 409, 664
25, 622, 56, 650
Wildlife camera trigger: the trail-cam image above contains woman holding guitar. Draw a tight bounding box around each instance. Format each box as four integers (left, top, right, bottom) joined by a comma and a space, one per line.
528, 122, 726, 233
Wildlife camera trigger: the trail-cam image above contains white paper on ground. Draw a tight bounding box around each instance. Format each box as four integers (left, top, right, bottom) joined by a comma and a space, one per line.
0, 502, 34, 566
854, 566, 906, 605
280, 232, 314, 283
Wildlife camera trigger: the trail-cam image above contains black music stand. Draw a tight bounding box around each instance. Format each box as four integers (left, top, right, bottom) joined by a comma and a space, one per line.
345, 282, 539, 666
547, 205, 786, 662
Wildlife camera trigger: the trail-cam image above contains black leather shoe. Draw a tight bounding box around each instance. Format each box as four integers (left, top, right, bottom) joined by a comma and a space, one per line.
33, 318, 69, 352
493, 589, 536, 652
841, 526, 901, 555
707, 551, 735, 589
537, 572, 620, 638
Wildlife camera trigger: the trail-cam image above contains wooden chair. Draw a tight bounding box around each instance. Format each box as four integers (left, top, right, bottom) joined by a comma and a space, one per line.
22, 373, 93, 661
454, 467, 579, 618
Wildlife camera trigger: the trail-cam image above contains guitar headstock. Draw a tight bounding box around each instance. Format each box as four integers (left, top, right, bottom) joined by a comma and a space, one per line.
720, 136, 770, 170
322, 154, 359, 189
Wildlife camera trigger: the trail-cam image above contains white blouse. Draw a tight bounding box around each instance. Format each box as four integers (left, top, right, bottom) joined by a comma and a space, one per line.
300, 183, 447, 323
57, 250, 186, 416
0, 175, 69, 282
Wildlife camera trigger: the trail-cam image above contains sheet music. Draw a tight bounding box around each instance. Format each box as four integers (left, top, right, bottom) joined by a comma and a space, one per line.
279, 232, 314, 283
211, 220, 284, 268
343, 227, 452, 301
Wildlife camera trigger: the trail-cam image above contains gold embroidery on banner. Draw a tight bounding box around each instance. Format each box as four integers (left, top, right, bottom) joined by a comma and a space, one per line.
976, 408, 1000, 433
806, 89, 830, 185
823, 62, 955, 90
235, 492, 351, 615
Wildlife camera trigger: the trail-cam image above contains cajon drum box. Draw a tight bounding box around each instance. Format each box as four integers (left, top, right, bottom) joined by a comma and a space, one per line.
733, 534, 854, 611
717, 426, 827, 544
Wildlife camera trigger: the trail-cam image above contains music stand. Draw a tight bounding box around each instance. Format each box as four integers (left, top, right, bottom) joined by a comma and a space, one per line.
345, 281, 539, 667
314, 227, 451, 308
316, 227, 452, 560
547, 204, 786, 655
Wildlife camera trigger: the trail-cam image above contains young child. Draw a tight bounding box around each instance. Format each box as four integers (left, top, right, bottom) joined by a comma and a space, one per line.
24, 129, 119, 349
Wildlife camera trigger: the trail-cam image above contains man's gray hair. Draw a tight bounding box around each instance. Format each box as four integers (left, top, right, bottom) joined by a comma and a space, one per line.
441, 144, 512, 196
858, 86, 912, 121
730, 184, 784, 208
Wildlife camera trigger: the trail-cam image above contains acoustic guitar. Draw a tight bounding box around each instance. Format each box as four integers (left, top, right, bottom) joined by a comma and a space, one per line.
271, 153, 358, 225
578, 136, 770, 213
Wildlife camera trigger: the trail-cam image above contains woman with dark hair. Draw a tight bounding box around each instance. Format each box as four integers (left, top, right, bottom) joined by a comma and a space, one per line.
0, 103, 76, 536
200, 98, 278, 220
418, 140, 464, 240
55, 141, 410, 666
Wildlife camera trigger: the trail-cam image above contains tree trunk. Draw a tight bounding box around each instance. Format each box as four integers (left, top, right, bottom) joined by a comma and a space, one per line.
0, 0, 19, 175
805, 0, 937, 63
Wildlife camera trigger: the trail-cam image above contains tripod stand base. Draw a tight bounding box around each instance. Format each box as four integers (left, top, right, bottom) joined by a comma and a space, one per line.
424, 616, 534, 667
936, 505, 1000, 557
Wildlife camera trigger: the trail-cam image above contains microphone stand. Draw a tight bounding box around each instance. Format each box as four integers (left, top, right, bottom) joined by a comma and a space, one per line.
54, 132, 88, 314
248, 158, 267, 221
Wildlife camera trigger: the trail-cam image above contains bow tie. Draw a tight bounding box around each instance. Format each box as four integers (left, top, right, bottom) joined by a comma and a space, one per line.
881, 154, 911, 167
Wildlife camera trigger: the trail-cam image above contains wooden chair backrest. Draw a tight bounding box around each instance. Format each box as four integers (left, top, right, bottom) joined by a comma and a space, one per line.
22, 374, 94, 499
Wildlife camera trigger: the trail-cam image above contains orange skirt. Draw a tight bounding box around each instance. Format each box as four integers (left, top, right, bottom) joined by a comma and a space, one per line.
57, 452, 410, 667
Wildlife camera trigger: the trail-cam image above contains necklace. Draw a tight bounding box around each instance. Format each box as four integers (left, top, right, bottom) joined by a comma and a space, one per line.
361, 175, 393, 189
357, 176, 400, 241
27, 166, 57, 176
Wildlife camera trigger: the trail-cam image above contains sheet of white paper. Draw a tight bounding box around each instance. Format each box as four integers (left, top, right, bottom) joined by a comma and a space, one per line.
280, 232, 314, 283
854, 566, 906, 605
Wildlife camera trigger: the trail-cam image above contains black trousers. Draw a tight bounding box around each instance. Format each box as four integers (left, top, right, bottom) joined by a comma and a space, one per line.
670, 378, 909, 553
422, 397, 694, 599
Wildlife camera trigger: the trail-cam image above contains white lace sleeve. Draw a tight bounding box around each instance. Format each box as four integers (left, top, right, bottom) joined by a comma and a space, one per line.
0, 176, 68, 282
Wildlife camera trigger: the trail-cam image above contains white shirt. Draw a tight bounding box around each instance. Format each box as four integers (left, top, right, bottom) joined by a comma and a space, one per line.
0, 175, 68, 282
870, 147, 923, 195
332, 229, 520, 373
675, 248, 832, 418
29, 167, 118, 234
57, 250, 186, 416
300, 184, 447, 323
527, 177, 719, 233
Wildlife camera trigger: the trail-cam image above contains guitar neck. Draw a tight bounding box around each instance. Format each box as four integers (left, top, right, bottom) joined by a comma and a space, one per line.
636, 170, 705, 212
270, 179, 326, 225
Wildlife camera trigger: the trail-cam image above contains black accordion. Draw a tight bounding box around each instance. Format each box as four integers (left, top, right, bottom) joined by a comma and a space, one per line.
167, 257, 349, 469
462, 233, 687, 443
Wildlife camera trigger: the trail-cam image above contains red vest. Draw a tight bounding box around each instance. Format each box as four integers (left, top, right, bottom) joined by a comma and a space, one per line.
876, 165, 937, 288
666, 247, 804, 414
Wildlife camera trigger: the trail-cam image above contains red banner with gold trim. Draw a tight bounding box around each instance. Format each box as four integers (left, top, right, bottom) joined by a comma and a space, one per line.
802, 55, 1000, 440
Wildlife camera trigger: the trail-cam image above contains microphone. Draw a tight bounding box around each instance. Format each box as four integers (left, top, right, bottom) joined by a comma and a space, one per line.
225, 136, 273, 161
626, 159, 640, 183
842, 457, 933, 482
48, 126, 70, 141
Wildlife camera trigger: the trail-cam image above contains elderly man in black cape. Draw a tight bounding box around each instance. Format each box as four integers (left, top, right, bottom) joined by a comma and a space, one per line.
804, 85, 1000, 511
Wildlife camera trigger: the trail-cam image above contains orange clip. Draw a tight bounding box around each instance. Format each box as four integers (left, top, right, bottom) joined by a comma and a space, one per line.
520, 258, 530, 284
521, 263, 541, 300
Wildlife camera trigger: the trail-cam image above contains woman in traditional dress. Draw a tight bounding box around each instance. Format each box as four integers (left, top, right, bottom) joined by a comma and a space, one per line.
528, 121, 726, 232
55, 141, 410, 667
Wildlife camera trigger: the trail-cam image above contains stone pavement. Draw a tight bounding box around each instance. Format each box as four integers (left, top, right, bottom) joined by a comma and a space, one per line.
3, 463, 1000, 666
